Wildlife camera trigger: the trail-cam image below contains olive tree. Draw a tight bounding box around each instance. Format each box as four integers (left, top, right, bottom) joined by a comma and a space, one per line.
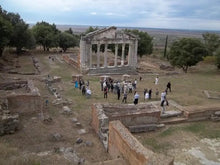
169, 38, 208, 73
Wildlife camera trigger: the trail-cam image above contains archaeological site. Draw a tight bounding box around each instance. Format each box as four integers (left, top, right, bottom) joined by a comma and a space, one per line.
0, 26, 220, 165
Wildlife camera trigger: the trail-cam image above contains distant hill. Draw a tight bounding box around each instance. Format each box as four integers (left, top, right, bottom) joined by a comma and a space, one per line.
29, 23, 220, 36
29, 23, 220, 47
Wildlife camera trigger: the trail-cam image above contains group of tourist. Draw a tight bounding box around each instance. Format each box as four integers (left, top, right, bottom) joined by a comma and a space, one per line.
154, 76, 172, 114
75, 79, 91, 98
73, 75, 172, 114
100, 78, 139, 102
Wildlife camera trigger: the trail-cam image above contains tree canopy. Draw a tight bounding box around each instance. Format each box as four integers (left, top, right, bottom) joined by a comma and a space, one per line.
32, 21, 60, 51
8, 13, 35, 53
202, 32, 220, 56
125, 29, 153, 57
215, 47, 220, 69
169, 38, 208, 73
0, 6, 35, 55
58, 32, 78, 52
84, 26, 99, 35
0, 13, 12, 56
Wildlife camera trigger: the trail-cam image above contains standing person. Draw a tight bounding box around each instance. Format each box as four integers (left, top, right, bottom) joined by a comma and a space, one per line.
75, 80, 78, 88
110, 82, 114, 92
128, 82, 133, 93
100, 80, 104, 91
166, 81, 171, 92
117, 87, 121, 100
155, 76, 159, 85
139, 76, 142, 81
155, 88, 159, 99
103, 81, 107, 90
86, 88, 91, 99
86, 80, 89, 87
79, 79, 82, 90
82, 85, 86, 95
134, 79, 137, 89
133, 91, 139, 105
145, 91, 149, 100
45, 99, 49, 107
160, 90, 168, 114
104, 86, 108, 99
144, 89, 148, 100
122, 91, 127, 103
148, 89, 152, 99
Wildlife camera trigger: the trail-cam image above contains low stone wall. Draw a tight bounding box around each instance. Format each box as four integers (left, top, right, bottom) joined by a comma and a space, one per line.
108, 121, 173, 165
184, 106, 220, 121
0, 113, 19, 136
100, 103, 160, 127
0, 80, 28, 90
91, 104, 108, 134
5, 80, 41, 115
7, 94, 41, 115
92, 103, 161, 150
63, 54, 80, 69
0, 98, 20, 136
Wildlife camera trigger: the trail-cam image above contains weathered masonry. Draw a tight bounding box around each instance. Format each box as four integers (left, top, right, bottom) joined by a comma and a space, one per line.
80, 26, 138, 75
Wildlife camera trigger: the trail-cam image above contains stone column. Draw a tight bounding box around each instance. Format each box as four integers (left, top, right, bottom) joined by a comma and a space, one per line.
128, 44, 132, 66
121, 43, 125, 66
114, 44, 118, 67
134, 39, 138, 67
97, 44, 100, 68
104, 43, 108, 68
89, 44, 92, 68
80, 40, 86, 69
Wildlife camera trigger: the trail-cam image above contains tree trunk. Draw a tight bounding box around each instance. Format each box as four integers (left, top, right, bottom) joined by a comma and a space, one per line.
0, 47, 4, 57
43, 45, 46, 51
16, 47, 22, 55
164, 35, 168, 59
182, 66, 188, 73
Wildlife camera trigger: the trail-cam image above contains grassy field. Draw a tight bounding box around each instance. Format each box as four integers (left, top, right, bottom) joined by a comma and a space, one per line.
1, 49, 220, 164
138, 121, 220, 153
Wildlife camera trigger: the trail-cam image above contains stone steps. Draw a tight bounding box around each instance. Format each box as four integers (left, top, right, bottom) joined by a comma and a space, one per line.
159, 110, 187, 124
160, 110, 183, 119
88, 66, 137, 75
160, 117, 188, 124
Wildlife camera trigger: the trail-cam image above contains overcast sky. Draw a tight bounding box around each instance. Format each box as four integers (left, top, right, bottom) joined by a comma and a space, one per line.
1, 0, 220, 30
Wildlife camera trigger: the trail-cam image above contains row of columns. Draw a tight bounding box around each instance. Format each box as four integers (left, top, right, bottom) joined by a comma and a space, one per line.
89, 43, 128, 68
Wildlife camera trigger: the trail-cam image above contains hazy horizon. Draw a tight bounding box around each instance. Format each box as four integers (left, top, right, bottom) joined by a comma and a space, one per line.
2, 0, 220, 31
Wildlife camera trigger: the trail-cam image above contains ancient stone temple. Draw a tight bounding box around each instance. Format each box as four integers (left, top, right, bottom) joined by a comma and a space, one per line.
80, 26, 138, 75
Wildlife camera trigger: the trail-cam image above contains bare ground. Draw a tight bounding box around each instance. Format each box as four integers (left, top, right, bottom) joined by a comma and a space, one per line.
0, 51, 220, 164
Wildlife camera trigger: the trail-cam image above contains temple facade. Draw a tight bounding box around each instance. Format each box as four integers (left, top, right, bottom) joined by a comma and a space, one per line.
80, 27, 138, 75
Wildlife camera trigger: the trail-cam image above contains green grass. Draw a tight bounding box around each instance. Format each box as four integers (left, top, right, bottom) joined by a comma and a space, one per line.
158, 122, 220, 139
182, 122, 205, 133
182, 122, 220, 138
159, 127, 179, 137
143, 138, 171, 152
17, 56, 36, 73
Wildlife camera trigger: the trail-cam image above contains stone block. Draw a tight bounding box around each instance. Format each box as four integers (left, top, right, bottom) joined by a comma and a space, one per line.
129, 124, 165, 133
0, 113, 19, 136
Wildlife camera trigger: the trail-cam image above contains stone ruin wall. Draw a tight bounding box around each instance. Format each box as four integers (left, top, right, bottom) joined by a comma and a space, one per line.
108, 120, 174, 165
0, 80, 41, 136
91, 103, 161, 134
0, 98, 19, 136
91, 103, 174, 165
63, 54, 80, 70
6, 80, 41, 115
108, 120, 153, 165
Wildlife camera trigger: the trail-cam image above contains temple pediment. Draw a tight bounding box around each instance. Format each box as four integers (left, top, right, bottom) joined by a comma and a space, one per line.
82, 26, 138, 42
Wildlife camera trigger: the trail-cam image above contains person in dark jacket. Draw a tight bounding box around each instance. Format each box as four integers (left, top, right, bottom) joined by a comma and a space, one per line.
166, 81, 171, 92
